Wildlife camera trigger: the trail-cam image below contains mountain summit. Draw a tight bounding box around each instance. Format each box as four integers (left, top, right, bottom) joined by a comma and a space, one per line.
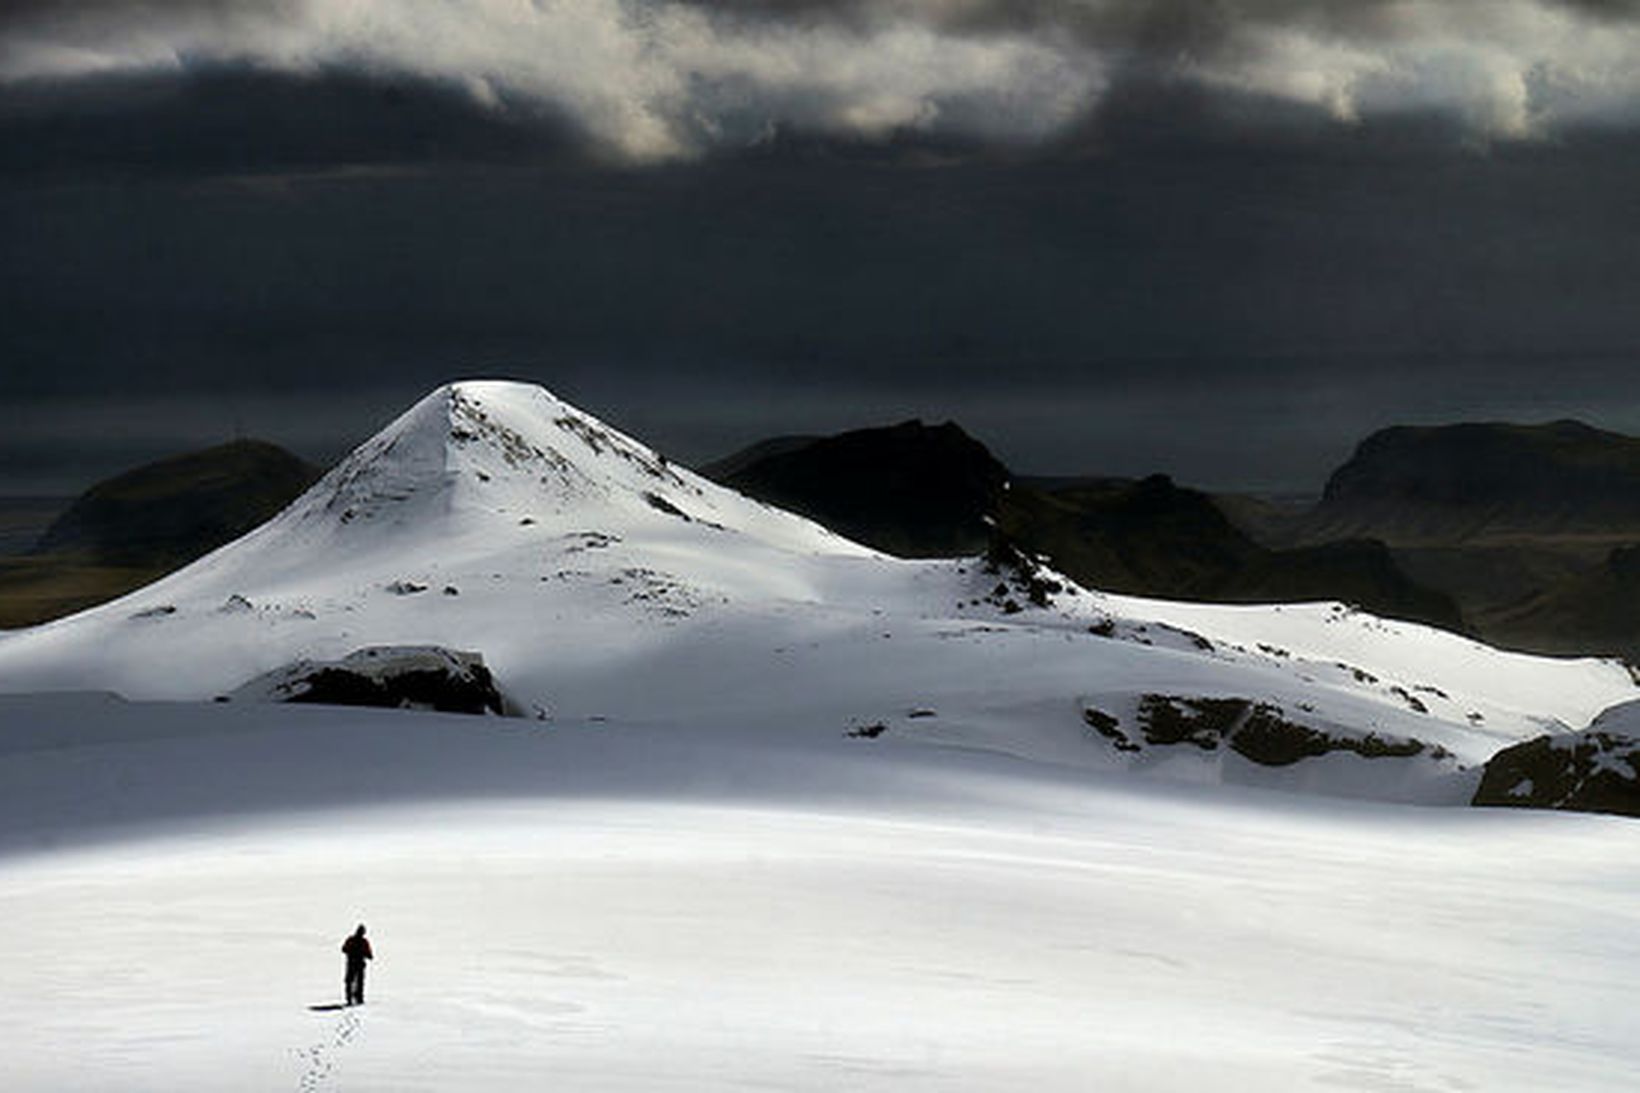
0, 380, 1632, 809
272, 381, 865, 555
0, 380, 874, 698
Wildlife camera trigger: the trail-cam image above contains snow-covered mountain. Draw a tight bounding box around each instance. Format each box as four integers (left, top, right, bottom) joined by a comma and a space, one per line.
1, 380, 1634, 804
6, 381, 1640, 1093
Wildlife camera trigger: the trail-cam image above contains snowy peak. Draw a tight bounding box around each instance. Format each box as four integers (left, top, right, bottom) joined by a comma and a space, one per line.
441, 381, 699, 519
292, 381, 681, 526
278, 380, 863, 553
292, 383, 463, 530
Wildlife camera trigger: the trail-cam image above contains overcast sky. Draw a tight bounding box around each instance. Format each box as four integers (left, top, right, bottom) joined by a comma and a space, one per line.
4, 0, 1640, 495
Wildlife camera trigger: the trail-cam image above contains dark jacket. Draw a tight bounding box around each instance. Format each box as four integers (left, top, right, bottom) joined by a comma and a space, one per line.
342, 935, 373, 964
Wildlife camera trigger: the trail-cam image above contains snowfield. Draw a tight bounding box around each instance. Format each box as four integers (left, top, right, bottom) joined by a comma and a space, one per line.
3, 380, 1639, 1090
3, 696, 1640, 1092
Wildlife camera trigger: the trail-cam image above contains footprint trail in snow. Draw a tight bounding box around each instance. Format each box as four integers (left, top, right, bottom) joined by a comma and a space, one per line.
297, 1008, 361, 1092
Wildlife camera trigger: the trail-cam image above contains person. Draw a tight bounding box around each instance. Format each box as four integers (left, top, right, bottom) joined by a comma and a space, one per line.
342, 924, 373, 1006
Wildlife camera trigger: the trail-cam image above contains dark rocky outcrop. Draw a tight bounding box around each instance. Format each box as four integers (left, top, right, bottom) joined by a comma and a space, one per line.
34, 439, 319, 567
1473, 727, 1640, 818
706, 420, 1010, 558
979, 533, 1066, 613
1124, 695, 1431, 767
1081, 707, 1136, 751
229, 646, 512, 716
1000, 474, 1259, 601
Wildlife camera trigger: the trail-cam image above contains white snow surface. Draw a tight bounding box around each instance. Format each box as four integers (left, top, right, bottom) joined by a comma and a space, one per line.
4, 381, 1640, 1090
3, 693, 1640, 1092
0, 379, 1634, 805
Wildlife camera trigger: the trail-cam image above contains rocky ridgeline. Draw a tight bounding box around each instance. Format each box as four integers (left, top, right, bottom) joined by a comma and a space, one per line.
1083, 694, 1449, 769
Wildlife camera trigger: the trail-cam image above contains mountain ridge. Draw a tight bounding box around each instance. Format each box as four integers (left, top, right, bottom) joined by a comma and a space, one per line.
710, 428, 1463, 630
1312, 419, 1640, 544
0, 380, 1632, 811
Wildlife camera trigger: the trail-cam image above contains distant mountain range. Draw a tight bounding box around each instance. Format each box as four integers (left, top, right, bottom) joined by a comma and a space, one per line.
4, 380, 1634, 818
712, 417, 1640, 662
706, 422, 1463, 632
1236, 421, 1640, 661
6, 415, 1639, 664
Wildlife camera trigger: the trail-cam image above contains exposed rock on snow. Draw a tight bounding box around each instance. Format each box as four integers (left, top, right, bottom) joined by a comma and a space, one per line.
1083, 695, 1445, 770
229, 646, 511, 716
1473, 700, 1640, 817
980, 533, 1064, 613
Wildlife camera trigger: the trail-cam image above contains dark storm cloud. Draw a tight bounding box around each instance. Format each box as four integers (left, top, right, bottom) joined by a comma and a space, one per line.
6, 0, 1640, 160
0, 66, 584, 180
5, 108, 1640, 487
4, 1, 1640, 495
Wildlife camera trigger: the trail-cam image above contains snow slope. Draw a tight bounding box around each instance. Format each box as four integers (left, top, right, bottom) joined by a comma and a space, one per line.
0, 380, 1633, 804
2, 694, 1639, 1092
4, 382, 1640, 1090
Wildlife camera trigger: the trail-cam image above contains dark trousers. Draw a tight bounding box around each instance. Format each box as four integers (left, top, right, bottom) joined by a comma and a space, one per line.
345, 960, 367, 1004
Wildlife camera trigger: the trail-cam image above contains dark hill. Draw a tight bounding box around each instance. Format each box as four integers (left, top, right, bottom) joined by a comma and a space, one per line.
999, 474, 1258, 598
710, 420, 1010, 558
1314, 420, 1640, 543
2, 440, 320, 628
34, 439, 319, 567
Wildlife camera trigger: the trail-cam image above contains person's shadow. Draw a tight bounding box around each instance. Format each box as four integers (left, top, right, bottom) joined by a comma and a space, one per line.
307, 1003, 348, 1012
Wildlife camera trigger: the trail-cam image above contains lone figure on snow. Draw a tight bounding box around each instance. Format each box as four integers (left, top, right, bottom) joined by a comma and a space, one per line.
342, 924, 373, 1006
